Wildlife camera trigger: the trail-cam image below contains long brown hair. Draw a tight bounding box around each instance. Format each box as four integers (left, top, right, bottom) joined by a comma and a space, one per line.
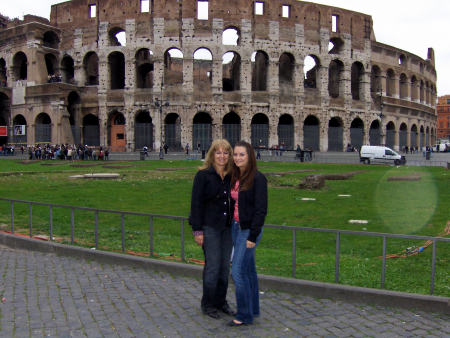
199, 139, 233, 175
231, 141, 257, 191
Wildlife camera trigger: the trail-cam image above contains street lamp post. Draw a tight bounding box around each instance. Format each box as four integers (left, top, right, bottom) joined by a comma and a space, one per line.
154, 82, 169, 159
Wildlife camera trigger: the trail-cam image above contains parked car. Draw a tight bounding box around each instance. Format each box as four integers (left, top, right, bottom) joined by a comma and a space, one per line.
359, 145, 406, 165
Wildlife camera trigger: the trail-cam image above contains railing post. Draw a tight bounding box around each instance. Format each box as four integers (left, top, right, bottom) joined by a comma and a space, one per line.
181, 219, 185, 262
70, 208, 74, 244
381, 236, 387, 289
121, 213, 125, 253
149, 216, 154, 257
292, 229, 297, 278
10, 201, 14, 234
430, 239, 437, 295
49, 205, 53, 241
95, 210, 99, 249
335, 231, 340, 283
29, 203, 33, 238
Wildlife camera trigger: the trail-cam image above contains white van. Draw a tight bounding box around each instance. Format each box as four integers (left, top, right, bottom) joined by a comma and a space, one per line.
359, 146, 406, 165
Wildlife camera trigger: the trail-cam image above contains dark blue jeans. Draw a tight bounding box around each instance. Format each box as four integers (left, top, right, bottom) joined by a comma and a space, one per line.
231, 220, 262, 324
201, 225, 233, 312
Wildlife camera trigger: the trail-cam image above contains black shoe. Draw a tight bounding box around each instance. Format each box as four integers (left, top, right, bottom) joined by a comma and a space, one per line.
227, 320, 246, 327
221, 304, 236, 316
203, 309, 220, 319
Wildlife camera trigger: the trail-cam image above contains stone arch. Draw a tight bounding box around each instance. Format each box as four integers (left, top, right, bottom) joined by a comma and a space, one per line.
12, 114, 27, 145
45, 53, 58, 78
222, 112, 241, 146
135, 110, 154, 150
278, 114, 294, 150
61, 55, 74, 83
0, 58, 7, 86
398, 54, 406, 66
251, 50, 269, 91
410, 124, 418, 149
425, 126, 430, 147
165, 113, 181, 150
411, 76, 418, 101
328, 37, 344, 54
385, 121, 396, 149
399, 73, 408, 99
83, 114, 100, 146
369, 120, 381, 146
35, 113, 52, 143
109, 27, 126, 46
419, 80, 424, 103
328, 59, 344, 98
108, 111, 126, 151
43, 31, 60, 49
370, 65, 381, 97
135, 48, 154, 89
251, 113, 269, 148
222, 52, 241, 92
164, 48, 184, 85
68, 91, 81, 144
328, 117, 343, 151
83, 52, 99, 85
419, 125, 425, 149
279, 52, 295, 101
386, 69, 395, 97
351, 61, 364, 100
222, 27, 240, 46
0, 93, 10, 143
350, 118, 364, 150
193, 112, 212, 151
13, 51, 27, 81
304, 55, 320, 89
303, 115, 320, 151
399, 123, 408, 150
108, 51, 125, 89
193, 48, 213, 94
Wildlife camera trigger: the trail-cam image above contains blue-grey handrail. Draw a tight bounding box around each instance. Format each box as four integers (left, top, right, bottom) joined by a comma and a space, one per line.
1, 197, 449, 295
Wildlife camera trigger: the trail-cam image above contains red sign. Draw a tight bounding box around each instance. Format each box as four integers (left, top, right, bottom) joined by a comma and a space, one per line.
0, 126, 7, 137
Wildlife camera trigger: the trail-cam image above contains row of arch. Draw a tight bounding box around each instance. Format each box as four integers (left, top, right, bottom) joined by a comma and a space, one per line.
5, 110, 435, 152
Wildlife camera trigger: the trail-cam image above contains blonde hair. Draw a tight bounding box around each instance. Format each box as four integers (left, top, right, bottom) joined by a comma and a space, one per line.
199, 139, 233, 175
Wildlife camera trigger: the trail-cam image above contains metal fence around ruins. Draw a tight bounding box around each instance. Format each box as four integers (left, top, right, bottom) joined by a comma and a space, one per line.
2, 197, 449, 296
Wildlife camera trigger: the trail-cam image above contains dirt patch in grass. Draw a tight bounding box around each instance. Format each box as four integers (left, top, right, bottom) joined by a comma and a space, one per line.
387, 176, 421, 181
298, 171, 365, 190
40, 162, 66, 166
19, 160, 36, 164
70, 163, 99, 168
265, 170, 315, 176
103, 165, 133, 169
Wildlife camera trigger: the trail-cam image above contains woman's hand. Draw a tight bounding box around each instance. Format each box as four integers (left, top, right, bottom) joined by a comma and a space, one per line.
194, 234, 204, 246
246, 240, 256, 249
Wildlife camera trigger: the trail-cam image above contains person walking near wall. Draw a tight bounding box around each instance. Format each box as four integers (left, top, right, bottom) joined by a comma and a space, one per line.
189, 139, 236, 319
228, 140, 268, 327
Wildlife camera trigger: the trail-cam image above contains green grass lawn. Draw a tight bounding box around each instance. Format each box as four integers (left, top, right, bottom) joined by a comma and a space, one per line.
0, 159, 449, 296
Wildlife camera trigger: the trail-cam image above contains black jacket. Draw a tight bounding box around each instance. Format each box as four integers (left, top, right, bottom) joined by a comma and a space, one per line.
232, 171, 267, 243
189, 166, 232, 232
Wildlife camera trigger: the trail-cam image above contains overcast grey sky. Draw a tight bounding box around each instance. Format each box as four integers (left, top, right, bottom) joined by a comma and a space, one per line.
2, 0, 448, 96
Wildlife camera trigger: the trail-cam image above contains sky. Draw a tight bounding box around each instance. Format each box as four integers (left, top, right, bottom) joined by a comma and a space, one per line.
2, 0, 449, 96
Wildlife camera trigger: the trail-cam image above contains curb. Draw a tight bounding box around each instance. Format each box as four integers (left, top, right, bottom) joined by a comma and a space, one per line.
1, 232, 448, 314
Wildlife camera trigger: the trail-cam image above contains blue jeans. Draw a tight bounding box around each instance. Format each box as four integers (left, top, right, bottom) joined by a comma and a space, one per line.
231, 220, 262, 324
201, 225, 233, 312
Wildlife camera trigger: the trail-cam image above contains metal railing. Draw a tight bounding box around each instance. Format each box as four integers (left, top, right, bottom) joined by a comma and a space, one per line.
1, 197, 449, 295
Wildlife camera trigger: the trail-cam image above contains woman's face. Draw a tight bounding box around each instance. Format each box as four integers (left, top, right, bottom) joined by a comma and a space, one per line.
214, 146, 230, 168
233, 146, 248, 171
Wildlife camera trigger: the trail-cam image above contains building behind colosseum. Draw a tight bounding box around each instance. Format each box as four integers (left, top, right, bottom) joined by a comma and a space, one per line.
0, 0, 437, 152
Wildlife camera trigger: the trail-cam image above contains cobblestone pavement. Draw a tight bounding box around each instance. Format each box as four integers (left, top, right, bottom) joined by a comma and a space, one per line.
0, 245, 448, 338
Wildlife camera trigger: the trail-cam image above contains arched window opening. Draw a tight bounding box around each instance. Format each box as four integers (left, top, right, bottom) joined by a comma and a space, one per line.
45, 54, 58, 80
279, 53, 295, 101
370, 65, 381, 97
0, 58, 7, 87
351, 62, 364, 100
399, 73, 408, 99
61, 55, 74, 84
83, 114, 100, 146
222, 112, 241, 146
328, 37, 344, 54
278, 114, 294, 150
304, 55, 319, 89
83, 52, 99, 85
251, 113, 269, 148
164, 48, 184, 86
35, 113, 52, 143
109, 27, 126, 46
303, 115, 320, 151
13, 52, 27, 81
251, 51, 268, 91
398, 54, 406, 66
386, 69, 395, 97
222, 52, 241, 92
193, 112, 212, 151
43, 31, 60, 49
68, 91, 81, 144
108, 52, 125, 89
222, 27, 240, 46
328, 59, 344, 98
411, 76, 418, 101
194, 48, 213, 93
136, 48, 154, 88
135, 110, 154, 150
328, 117, 343, 151
419, 80, 424, 103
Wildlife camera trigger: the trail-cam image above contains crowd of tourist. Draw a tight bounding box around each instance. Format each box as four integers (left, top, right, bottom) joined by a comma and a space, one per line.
25, 144, 109, 161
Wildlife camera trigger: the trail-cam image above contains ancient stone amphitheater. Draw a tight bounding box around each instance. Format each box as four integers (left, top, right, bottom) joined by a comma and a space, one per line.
0, 0, 437, 152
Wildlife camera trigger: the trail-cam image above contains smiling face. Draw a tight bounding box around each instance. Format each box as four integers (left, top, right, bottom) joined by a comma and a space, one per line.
233, 146, 249, 171
213, 147, 230, 169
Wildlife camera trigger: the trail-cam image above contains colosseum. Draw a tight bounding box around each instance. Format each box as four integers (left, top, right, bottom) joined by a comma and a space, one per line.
0, 0, 437, 152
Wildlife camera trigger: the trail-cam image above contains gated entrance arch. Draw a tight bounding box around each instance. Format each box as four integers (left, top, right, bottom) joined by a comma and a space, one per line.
369, 120, 381, 146
108, 111, 126, 152
68, 91, 81, 145
135, 110, 153, 150
83, 114, 100, 146
328, 117, 343, 151
193, 112, 212, 151
35, 113, 52, 143
410, 125, 418, 149
350, 118, 364, 150
385, 121, 396, 149
222, 112, 240, 146
251, 113, 269, 148
0, 92, 10, 145
278, 114, 294, 150
303, 115, 320, 151
165, 113, 181, 150
399, 123, 407, 150
420, 126, 425, 150
13, 114, 27, 145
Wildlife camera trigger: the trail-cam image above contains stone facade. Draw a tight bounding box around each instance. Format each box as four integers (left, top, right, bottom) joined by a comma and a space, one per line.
0, 0, 437, 152
436, 95, 450, 140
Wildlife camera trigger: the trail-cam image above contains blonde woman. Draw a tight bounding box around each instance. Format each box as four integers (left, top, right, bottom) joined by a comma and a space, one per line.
189, 139, 236, 319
